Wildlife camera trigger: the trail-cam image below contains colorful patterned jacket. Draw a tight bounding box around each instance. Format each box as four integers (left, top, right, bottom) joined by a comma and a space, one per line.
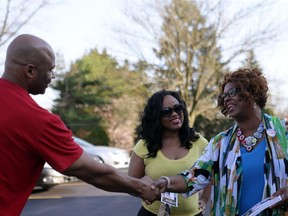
180, 113, 288, 216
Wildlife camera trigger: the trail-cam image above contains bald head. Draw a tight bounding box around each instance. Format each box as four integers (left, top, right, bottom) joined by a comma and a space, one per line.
2, 34, 56, 94
5, 34, 54, 68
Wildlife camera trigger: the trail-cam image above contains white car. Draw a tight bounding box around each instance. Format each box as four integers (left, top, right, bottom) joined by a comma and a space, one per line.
73, 136, 130, 170
35, 137, 104, 190
35, 163, 78, 190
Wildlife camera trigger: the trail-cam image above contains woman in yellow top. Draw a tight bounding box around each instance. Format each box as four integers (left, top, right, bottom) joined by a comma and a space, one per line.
128, 90, 211, 216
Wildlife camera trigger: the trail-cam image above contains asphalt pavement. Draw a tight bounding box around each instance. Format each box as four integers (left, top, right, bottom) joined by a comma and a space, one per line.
22, 182, 141, 216
22, 195, 141, 216
22, 181, 210, 216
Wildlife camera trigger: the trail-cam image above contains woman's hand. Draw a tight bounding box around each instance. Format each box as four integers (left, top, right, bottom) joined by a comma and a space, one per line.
198, 198, 207, 213
270, 186, 288, 211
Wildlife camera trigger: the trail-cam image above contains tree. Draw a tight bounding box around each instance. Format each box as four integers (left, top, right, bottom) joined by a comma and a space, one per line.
117, 0, 285, 126
152, 0, 226, 125
52, 49, 149, 149
241, 49, 262, 70
0, 0, 52, 48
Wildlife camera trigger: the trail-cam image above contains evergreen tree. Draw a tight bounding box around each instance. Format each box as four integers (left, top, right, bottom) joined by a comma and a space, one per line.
52, 49, 148, 148
152, 0, 227, 125
242, 49, 261, 70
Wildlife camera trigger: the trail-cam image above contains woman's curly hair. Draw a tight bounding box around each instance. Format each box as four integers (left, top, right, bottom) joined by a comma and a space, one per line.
139, 89, 200, 158
217, 68, 268, 116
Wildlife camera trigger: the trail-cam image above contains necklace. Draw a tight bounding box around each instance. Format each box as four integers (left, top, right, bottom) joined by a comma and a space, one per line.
236, 123, 264, 152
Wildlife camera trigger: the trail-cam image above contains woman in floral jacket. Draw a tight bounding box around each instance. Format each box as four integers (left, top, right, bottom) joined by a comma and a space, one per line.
153, 68, 288, 216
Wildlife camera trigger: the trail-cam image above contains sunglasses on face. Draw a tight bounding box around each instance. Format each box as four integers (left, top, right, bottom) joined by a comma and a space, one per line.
219, 87, 239, 100
161, 104, 184, 117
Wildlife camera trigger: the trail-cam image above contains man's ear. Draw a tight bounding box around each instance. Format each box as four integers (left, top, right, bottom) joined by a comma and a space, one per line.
24, 64, 35, 78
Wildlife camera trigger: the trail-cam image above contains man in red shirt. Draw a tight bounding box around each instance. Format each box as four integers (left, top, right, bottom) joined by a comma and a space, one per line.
0, 34, 157, 216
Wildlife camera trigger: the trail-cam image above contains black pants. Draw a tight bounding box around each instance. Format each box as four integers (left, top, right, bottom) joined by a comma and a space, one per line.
137, 206, 204, 216
137, 207, 157, 216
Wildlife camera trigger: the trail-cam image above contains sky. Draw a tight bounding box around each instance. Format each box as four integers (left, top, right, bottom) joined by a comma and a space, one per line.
1, 0, 288, 113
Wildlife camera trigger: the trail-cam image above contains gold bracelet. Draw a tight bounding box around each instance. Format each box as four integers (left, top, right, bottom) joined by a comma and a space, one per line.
160, 176, 171, 189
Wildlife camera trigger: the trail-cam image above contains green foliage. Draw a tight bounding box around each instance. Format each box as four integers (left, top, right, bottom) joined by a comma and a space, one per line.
263, 107, 274, 116
51, 48, 149, 147
194, 115, 234, 140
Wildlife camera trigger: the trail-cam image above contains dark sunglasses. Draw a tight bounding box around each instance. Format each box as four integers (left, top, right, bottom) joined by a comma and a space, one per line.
161, 104, 184, 117
219, 87, 239, 100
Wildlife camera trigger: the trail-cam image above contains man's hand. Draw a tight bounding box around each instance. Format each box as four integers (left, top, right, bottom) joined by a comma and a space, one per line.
139, 176, 159, 204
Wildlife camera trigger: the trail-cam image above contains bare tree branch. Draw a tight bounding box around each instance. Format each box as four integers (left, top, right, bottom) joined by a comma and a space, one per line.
0, 0, 55, 47
112, 0, 288, 125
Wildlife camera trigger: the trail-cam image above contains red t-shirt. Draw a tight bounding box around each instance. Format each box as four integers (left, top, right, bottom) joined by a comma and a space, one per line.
0, 79, 83, 216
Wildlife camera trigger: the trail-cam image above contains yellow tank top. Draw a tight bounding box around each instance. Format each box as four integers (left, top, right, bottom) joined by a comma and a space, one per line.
133, 135, 208, 216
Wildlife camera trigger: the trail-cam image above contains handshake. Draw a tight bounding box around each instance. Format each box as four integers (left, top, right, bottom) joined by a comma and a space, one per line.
137, 176, 166, 203
137, 175, 187, 204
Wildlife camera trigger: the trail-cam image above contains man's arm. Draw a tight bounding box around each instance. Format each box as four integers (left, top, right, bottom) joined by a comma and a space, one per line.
62, 151, 158, 201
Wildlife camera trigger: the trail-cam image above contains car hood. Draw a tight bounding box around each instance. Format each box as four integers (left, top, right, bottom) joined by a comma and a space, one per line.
92, 146, 129, 157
